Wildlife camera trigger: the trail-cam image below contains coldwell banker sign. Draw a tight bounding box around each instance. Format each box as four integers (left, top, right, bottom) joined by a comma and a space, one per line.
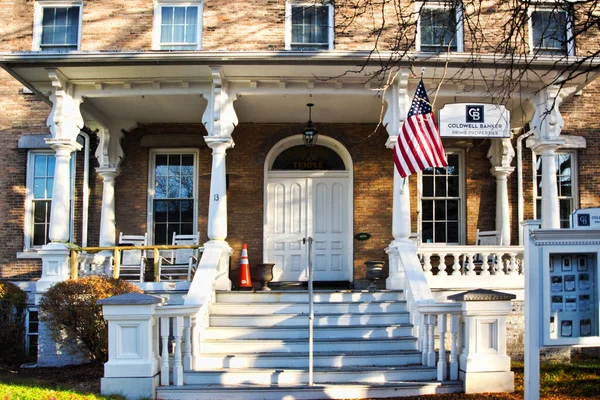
438, 103, 511, 138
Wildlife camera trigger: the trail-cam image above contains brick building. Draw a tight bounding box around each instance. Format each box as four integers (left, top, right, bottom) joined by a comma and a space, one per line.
0, 0, 599, 397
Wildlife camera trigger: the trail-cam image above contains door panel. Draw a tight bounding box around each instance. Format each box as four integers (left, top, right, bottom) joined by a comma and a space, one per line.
265, 175, 350, 281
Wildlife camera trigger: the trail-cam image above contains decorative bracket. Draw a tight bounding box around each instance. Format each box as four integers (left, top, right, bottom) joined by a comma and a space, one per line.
90, 120, 137, 170
487, 138, 515, 169
202, 67, 238, 137
384, 70, 410, 149
530, 85, 577, 141
46, 69, 84, 142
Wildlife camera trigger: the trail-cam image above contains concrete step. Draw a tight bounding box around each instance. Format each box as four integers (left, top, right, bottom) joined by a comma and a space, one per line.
210, 300, 407, 315
204, 323, 414, 340
209, 312, 410, 327
183, 365, 437, 385
216, 290, 405, 303
157, 381, 463, 400
198, 350, 423, 369
202, 337, 417, 354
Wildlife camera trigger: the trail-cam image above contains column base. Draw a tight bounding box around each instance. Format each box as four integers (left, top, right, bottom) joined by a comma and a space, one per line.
204, 240, 233, 291
460, 370, 514, 393
101, 374, 159, 399
36, 243, 71, 302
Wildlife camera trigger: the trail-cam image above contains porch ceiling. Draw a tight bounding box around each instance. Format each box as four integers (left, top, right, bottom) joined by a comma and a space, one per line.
2, 51, 598, 127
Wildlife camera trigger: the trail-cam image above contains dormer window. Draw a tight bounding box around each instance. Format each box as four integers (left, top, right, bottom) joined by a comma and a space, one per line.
416, 2, 463, 52
286, 1, 334, 50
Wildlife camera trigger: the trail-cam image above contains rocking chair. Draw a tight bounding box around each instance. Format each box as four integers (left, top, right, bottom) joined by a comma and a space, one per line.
117, 232, 147, 282
157, 232, 201, 281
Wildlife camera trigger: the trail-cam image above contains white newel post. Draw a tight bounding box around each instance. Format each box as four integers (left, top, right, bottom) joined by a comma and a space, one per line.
204, 137, 233, 291
99, 293, 163, 400
449, 289, 515, 394
97, 168, 120, 247
488, 138, 515, 245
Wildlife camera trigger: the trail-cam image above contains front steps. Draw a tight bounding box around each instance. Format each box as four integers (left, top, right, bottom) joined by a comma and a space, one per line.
156, 290, 463, 399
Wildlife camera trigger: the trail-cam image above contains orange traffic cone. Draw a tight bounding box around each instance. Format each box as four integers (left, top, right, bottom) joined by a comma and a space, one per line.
238, 243, 252, 289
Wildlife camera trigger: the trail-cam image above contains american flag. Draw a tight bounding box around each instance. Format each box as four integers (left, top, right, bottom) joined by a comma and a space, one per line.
393, 78, 447, 178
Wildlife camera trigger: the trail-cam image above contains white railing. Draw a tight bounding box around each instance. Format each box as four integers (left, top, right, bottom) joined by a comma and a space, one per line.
307, 237, 314, 387
417, 245, 524, 277
156, 304, 208, 386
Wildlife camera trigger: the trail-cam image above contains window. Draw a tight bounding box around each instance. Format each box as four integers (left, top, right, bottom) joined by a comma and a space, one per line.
25, 152, 75, 249
529, 7, 572, 55
25, 309, 39, 358
416, 2, 462, 52
153, 2, 202, 50
420, 152, 463, 244
286, 1, 334, 50
148, 150, 198, 244
534, 152, 577, 228
33, 2, 82, 52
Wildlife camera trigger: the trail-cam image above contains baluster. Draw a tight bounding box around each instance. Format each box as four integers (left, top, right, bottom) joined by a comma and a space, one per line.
191, 315, 200, 369
480, 250, 491, 276
421, 314, 428, 365
423, 254, 433, 276
427, 314, 436, 367
437, 313, 448, 381
172, 316, 184, 386
183, 316, 192, 370
465, 253, 476, 276
450, 314, 459, 380
451, 253, 461, 276
494, 252, 505, 276
160, 317, 170, 386
509, 253, 518, 275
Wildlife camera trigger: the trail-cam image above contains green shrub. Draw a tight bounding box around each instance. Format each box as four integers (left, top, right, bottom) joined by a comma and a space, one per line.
39, 276, 142, 363
0, 281, 27, 367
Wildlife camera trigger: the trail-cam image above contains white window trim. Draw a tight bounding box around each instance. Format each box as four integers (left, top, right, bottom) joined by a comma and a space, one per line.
32, 0, 83, 51
152, 0, 204, 51
285, 1, 334, 51
532, 150, 578, 227
23, 150, 76, 251
416, 148, 466, 245
147, 148, 199, 244
527, 3, 574, 56
25, 307, 39, 357
415, 1, 464, 53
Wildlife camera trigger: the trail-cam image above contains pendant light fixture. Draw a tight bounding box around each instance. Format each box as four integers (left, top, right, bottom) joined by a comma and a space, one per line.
302, 103, 318, 147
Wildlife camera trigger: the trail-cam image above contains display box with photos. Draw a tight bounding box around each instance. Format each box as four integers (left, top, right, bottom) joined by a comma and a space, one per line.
546, 252, 598, 345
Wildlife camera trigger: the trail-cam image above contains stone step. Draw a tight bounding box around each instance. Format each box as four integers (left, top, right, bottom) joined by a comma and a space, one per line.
215, 290, 404, 303
210, 300, 407, 315
204, 323, 413, 340
209, 312, 411, 327
183, 365, 437, 385
198, 349, 423, 369
202, 337, 417, 354
157, 381, 463, 400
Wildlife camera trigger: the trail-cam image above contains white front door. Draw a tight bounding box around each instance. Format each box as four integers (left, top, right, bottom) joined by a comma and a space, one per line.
265, 172, 351, 281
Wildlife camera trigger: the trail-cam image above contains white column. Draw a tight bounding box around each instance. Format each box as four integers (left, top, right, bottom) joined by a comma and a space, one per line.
47, 140, 81, 243
97, 167, 120, 247
205, 137, 233, 241
490, 167, 514, 245
531, 141, 563, 229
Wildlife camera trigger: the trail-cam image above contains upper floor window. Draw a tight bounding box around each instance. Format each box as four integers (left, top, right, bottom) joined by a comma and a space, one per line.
33, 2, 82, 52
416, 2, 463, 52
529, 6, 573, 55
153, 2, 203, 50
285, 1, 334, 50
534, 152, 577, 228
25, 151, 74, 249
419, 151, 464, 244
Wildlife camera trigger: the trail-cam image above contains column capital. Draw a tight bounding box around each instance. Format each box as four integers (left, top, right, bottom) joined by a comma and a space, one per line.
45, 138, 82, 154
202, 67, 238, 137
530, 138, 565, 154
204, 136, 234, 151
487, 138, 515, 169
489, 166, 515, 178
47, 69, 84, 142
96, 167, 121, 181
383, 69, 410, 138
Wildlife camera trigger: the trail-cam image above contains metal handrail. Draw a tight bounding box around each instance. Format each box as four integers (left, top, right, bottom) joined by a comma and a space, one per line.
307, 236, 314, 386
69, 244, 204, 281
